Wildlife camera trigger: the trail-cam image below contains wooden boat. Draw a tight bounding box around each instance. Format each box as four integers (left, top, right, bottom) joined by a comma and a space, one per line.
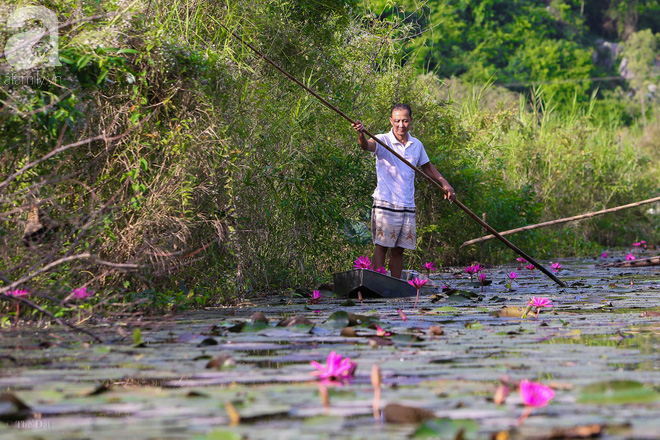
332, 269, 418, 298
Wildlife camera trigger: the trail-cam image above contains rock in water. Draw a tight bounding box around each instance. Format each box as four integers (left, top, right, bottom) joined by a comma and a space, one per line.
382, 403, 435, 423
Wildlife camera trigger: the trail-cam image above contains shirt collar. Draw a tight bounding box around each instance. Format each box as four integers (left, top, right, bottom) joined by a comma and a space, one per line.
388, 129, 413, 147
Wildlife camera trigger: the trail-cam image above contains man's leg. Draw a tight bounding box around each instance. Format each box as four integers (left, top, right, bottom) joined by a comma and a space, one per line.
389, 247, 405, 279
373, 244, 388, 272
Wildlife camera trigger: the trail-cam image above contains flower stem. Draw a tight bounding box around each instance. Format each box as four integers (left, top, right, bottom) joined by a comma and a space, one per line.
517, 406, 533, 425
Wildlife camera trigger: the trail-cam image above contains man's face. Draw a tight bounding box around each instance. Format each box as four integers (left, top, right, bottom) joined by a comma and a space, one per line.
389, 109, 412, 139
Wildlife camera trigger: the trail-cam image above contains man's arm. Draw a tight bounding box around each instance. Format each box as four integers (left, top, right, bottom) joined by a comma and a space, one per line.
351, 121, 376, 152
421, 162, 457, 201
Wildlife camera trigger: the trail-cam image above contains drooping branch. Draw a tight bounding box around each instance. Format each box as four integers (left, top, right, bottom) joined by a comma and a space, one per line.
461, 196, 660, 247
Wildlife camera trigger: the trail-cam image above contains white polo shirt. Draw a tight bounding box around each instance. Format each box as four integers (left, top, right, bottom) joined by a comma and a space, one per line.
371, 130, 430, 207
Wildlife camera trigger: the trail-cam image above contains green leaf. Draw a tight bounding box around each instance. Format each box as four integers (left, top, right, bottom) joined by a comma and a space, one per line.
76, 54, 93, 69
132, 328, 143, 346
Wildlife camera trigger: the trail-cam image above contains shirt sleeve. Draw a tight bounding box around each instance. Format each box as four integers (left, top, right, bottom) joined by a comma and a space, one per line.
372, 134, 387, 158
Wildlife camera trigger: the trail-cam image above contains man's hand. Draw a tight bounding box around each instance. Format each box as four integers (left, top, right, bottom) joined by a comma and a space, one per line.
442, 183, 457, 202
353, 121, 375, 151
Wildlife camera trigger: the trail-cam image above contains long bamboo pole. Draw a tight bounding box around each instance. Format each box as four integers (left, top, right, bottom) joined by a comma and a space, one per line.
462, 196, 660, 248
224, 26, 567, 288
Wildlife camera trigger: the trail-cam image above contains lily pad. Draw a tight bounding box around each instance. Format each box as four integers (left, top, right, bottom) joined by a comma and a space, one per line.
578, 380, 660, 404
326, 311, 350, 328
198, 430, 242, 440
414, 418, 480, 439
429, 306, 459, 314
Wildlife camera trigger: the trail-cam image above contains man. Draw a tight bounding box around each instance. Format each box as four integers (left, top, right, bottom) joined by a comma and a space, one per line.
352, 103, 456, 279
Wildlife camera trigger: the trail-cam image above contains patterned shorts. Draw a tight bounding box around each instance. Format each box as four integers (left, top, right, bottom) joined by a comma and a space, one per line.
371, 200, 416, 250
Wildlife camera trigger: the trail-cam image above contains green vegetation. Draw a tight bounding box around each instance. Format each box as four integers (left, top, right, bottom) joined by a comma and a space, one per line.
0, 0, 658, 313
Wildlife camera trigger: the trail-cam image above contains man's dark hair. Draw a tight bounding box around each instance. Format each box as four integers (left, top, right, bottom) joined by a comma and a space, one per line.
391, 103, 412, 118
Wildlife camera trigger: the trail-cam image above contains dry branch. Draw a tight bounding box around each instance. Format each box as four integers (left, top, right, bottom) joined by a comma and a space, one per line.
461, 196, 660, 247
601, 255, 660, 268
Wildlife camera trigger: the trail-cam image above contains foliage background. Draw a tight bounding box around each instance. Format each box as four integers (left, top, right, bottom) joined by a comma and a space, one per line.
0, 0, 658, 314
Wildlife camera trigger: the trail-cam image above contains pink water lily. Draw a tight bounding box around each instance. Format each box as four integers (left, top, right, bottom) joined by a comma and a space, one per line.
529, 297, 553, 308
397, 309, 408, 321
423, 262, 437, 271
310, 351, 357, 382
601, 252, 608, 258
354, 255, 372, 270
626, 253, 636, 261
478, 273, 487, 292
506, 271, 518, 291
520, 379, 555, 407
518, 379, 555, 425
551, 262, 562, 273
72, 287, 93, 299
374, 324, 390, 337
408, 278, 428, 290
408, 277, 429, 308
525, 264, 536, 279
309, 290, 323, 304
464, 264, 484, 281
374, 266, 387, 274
633, 242, 641, 247
516, 257, 527, 268
464, 265, 477, 275
422, 262, 437, 277
529, 297, 553, 318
